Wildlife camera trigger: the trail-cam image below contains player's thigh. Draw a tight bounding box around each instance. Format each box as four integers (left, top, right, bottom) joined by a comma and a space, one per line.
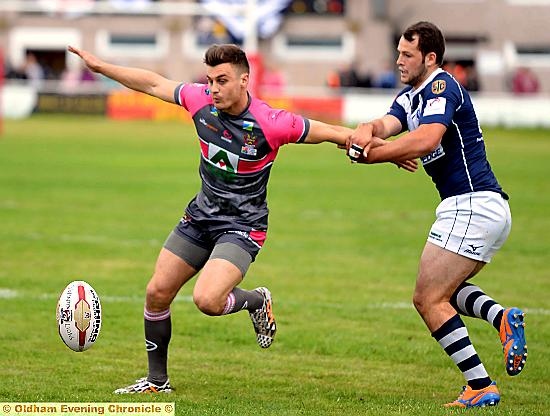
193, 241, 253, 305
147, 241, 204, 308
416, 242, 482, 301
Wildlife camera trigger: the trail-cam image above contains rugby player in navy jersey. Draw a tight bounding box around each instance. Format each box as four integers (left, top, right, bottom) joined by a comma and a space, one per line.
347, 21, 526, 408
68, 43, 417, 394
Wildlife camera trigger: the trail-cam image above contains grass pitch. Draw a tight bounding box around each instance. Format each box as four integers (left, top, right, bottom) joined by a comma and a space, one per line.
0, 115, 549, 415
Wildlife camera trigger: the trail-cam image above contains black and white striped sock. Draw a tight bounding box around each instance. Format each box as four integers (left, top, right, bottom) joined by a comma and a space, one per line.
450, 283, 504, 331
432, 314, 492, 390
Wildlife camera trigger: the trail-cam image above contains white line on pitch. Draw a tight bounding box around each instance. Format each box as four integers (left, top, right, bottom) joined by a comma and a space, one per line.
1, 288, 549, 315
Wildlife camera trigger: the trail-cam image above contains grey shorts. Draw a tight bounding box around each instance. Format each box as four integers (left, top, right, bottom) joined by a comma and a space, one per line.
162, 214, 266, 276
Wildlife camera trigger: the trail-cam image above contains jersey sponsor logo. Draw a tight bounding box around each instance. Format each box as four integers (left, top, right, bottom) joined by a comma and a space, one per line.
210, 106, 219, 117
243, 120, 254, 131
423, 97, 447, 116
241, 145, 258, 156
199, 117, 219, 132
420, 144, 445, 165
208, 143, 239, 173
431, 79, 446, 94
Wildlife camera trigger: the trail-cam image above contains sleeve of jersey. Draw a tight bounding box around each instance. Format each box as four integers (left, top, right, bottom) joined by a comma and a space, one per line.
173, 83, 210, 115
387, 98, 407, 133
264, 109, 310, 149
419, 77, 462, 127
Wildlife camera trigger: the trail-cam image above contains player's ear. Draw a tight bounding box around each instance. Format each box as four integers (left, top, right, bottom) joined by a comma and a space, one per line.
240, 72, 249, 86
426, 51, 438, 68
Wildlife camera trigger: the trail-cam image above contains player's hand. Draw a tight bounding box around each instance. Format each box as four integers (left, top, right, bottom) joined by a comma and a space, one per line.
67, 46, 103, 73
348, 122, 374, 162
393, 159, 418, 173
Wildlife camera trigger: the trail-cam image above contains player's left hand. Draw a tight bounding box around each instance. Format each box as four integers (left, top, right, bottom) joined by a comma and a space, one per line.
393, 159, 418, 172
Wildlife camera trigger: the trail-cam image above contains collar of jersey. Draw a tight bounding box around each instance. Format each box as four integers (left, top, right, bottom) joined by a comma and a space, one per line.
218, 92, 252, 119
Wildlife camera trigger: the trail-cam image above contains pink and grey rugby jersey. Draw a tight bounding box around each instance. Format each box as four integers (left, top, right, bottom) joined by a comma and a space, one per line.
174, 83, 310, 230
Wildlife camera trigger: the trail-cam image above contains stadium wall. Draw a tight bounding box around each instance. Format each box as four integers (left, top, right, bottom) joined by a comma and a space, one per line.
3, 84, 550, 128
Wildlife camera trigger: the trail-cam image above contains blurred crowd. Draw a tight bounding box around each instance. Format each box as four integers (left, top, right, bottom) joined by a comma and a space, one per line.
3, 51, 542, 96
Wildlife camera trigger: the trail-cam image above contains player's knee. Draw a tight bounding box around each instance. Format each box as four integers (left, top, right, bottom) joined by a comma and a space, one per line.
193, 290, 224, 316
145, 280, 173, 310
412, 291, 427, 315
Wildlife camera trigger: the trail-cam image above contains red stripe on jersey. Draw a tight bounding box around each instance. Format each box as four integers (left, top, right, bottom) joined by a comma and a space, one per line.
249, 229, 267, 247
237, 151, 278, 174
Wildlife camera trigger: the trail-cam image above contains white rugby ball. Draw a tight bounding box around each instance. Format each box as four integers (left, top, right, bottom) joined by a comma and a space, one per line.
56, 280, 102, 352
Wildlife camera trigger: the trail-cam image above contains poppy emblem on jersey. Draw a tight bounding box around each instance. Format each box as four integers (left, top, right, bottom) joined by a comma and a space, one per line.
222, 129, 233, 142
431, 80, 446, 94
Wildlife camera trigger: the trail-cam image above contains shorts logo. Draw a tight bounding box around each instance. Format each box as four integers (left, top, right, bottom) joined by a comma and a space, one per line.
429, 231, 443, 242
463, 244, 483, 256
431, 80, 446, 94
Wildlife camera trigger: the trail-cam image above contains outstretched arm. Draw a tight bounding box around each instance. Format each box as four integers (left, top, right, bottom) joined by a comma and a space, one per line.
68, 46, 180, 103
302, 119, 353, 146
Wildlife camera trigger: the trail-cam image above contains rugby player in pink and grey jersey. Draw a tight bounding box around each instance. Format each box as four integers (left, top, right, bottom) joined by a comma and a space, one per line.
69, 43, 419, 394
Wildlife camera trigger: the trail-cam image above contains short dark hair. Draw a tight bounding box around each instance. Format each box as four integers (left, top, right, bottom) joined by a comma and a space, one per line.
403, 21, 445, 66
203, 44, 250, 74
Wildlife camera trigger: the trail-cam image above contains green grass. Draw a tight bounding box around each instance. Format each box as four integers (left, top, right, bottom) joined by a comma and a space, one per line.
0, 115, 549, 415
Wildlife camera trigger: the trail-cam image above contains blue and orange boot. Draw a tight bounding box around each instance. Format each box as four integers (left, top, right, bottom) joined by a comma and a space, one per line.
500, 307, 527, 376
444, 381, 500, 408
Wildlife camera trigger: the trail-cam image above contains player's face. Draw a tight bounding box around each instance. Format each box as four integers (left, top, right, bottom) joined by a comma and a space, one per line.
206, 63, 249, 115
396, 35, 429, 89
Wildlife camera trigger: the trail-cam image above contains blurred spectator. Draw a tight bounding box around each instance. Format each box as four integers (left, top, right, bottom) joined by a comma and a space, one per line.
327, 62, 371, 89
511, 67, 540, 95
5, 62, 27, 80
23, 53, 45, 88
465, 66, 480, 92
80, 67, 96, 83
373, 61, 397, 89
443, 61, 467, 87
195, 16, 233, 46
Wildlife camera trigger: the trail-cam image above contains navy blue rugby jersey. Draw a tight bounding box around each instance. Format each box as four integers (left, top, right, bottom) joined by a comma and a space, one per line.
174, 83, 310, 231
388, 68, 507, 200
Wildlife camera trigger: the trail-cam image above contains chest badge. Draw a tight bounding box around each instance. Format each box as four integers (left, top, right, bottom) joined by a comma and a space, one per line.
431, 80, 446, 94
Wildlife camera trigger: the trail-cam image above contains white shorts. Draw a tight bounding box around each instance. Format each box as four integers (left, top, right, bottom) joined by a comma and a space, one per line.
427, 191, 512, 263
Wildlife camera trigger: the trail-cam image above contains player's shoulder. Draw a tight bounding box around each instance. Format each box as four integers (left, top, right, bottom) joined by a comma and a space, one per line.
426, 70, 462, 97
176, 82, 212, 109
250, 96, 298, 123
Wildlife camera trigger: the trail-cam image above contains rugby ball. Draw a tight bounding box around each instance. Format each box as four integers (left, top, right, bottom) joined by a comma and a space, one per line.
56, 280, 102, 352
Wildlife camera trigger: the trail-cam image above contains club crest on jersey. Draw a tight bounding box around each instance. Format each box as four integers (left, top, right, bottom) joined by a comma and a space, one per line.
431, 80, 446, 94
241, 133, 258, 156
